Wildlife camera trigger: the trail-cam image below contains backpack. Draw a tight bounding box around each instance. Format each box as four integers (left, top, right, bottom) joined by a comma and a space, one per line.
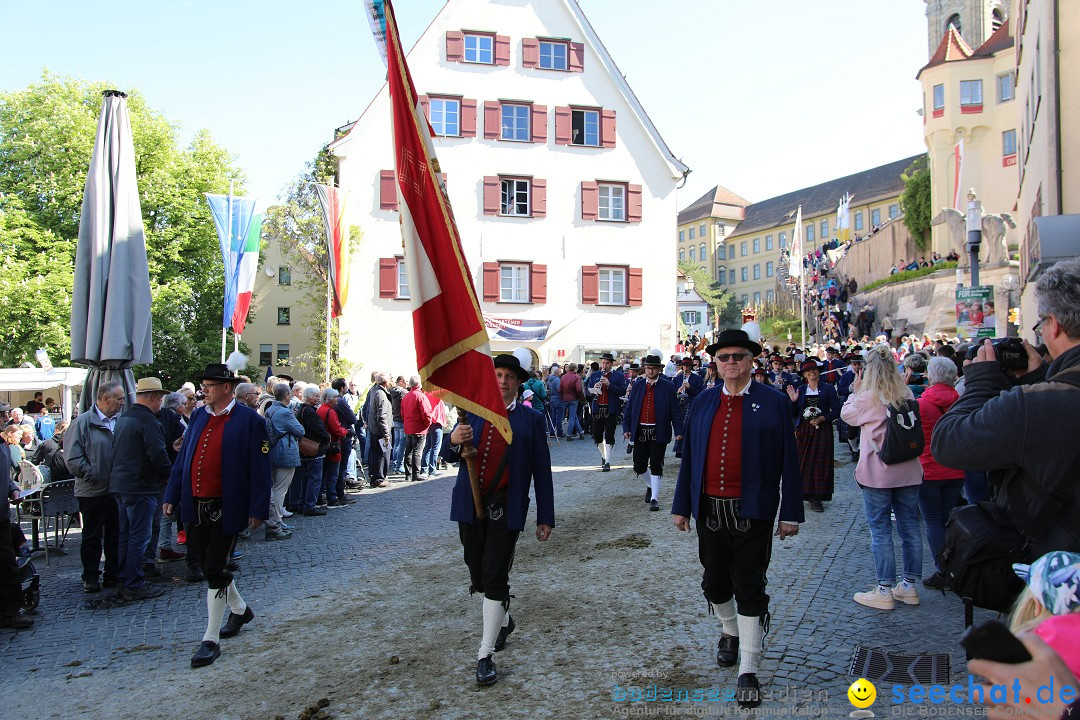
939, 500, 1029, 612
877, 399, 924, 464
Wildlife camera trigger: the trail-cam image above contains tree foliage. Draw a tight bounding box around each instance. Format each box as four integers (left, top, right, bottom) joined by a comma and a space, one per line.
0, 71, 246, 385
901, 155, 932, 252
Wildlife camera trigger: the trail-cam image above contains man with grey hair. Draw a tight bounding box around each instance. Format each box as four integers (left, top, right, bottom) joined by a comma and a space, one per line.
365, 373, 393, 487
65, 380, 125, 593
401, 375, 433, 482
234, 383, 260, 410
933, 256, 1080, 557
154, 391, 188, 562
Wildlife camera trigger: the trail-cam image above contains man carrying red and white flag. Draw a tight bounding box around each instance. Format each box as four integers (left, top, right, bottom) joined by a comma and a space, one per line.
368, 0, 554, 689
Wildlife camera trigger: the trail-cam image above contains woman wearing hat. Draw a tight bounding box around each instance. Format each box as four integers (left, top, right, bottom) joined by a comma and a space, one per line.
786, 360, 841, 513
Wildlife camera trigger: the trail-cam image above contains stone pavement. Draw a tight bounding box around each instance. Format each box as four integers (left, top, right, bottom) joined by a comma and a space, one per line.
2, 425, 994, 716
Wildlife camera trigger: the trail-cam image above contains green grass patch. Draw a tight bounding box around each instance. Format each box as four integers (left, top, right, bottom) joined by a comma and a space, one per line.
860, 262, 957, 293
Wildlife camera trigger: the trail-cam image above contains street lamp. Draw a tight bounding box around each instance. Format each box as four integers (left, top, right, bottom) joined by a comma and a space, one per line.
966, 188, 983, 287
1002, 274, 1020, 337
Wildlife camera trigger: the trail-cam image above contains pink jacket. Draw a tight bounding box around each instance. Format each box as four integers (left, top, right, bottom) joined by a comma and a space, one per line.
917, 383, 965, 481
840, 390, 923, 489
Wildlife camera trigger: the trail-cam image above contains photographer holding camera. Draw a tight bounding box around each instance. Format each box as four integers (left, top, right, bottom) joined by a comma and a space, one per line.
932, 257, 1080, 556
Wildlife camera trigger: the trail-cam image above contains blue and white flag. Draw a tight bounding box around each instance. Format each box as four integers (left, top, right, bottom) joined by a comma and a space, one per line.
205, 194, 258, 329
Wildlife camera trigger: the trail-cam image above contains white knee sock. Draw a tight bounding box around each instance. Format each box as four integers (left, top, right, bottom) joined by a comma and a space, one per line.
225, 580, 247, 615
203, 588, 228, 643
599, 442, 609, 463
710, 598, 738, 636
737, 614, 764, 675
649, 474, 662, 503
478, 598, 505, 659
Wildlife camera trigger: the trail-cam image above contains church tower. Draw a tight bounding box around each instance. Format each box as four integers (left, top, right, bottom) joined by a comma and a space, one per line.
924, 0, 1008, 56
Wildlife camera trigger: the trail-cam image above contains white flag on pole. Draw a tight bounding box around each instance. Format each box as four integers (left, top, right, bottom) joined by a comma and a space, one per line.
788, 205, 803, 278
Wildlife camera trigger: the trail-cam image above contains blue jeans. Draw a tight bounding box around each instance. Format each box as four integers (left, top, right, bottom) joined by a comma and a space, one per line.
964, 470, 990, 504
860, 485, 924, 585
422, 426, 443, 474
919, 479, 964, 571
145, 490, 163, 560
549, 398, 565, 436
390, 420, 406, 471
300, 456, 325, 511
323, 459, 340, 503
565, 400, 583, 436
114, 493, 157, 590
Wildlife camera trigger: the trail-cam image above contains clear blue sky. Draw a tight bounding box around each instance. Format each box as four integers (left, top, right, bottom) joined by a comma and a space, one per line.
1, 0, 929, 211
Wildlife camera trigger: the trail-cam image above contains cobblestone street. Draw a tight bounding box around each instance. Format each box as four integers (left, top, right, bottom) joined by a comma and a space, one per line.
2, 432, 992, 719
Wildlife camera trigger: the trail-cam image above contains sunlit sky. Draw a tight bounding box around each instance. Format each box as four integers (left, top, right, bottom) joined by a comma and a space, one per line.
2, 0, 930, 212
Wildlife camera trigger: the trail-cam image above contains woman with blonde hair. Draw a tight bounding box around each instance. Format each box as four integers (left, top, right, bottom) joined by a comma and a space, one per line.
840, 344, 924, 610
1008, 551, 1080, 678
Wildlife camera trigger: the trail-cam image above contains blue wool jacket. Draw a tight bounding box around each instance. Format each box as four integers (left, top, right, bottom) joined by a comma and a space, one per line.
791, 382, 842, 428
673, 370, 704, 404
164, 403, 272, 535
586, 369, 627, 414
672, 382, 804, 524
622, 376, 682, 444
443, 402, 555, 531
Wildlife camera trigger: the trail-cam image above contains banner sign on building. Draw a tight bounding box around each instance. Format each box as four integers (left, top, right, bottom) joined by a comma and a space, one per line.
955, 286, 995, 340
484, 316, 551, 342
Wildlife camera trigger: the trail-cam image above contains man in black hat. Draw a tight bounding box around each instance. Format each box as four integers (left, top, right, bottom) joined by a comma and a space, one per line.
623, 363, 639, 453
586, 353, 626, 472
444, 352, 555, 687
673, 357, 703, 458
836, 353, 864, 462
672, 328, 803, 708
623, 355, 681, 511
766, 354, 796, 393
822, 347, 844, 386
164, 361, 272, 668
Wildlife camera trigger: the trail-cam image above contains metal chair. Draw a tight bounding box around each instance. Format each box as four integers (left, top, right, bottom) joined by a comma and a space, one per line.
19, 466, 77, 565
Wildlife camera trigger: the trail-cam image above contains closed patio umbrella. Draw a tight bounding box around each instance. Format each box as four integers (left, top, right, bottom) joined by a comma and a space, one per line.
70, 90, 153, 412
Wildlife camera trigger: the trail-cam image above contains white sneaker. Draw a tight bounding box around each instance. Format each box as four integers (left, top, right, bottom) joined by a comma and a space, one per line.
854, 586, 895, 610
892, 582, 920, 606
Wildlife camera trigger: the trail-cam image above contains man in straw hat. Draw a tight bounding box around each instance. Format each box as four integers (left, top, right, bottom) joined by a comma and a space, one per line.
444, 350, 555, 687
164, 358, 272, 668
623, 354, 682, 511
586, 352, 627, 472
672, 328, 803, 708
109, 376, 172, 601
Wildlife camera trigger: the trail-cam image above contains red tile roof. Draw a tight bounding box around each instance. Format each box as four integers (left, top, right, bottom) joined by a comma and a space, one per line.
917, 25, 973, 77
972, 19, 1013, 58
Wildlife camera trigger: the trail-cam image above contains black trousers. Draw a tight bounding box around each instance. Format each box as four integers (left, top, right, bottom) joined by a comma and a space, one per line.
369, 436, 390, 482
404, 433, 426, 480
77, 495, 119, 583
632, 428, 668, 476
458, 499, 519, 602
186, 499, 236, 590
591, 409, 619, 445
0, 519, 22, 616
696, 497, 773, 617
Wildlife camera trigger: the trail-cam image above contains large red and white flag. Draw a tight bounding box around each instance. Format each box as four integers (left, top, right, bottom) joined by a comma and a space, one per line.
315, 184, 350, 318
374, 0, 511, 442
788, 205, 803, 279
953, 138, 965, 210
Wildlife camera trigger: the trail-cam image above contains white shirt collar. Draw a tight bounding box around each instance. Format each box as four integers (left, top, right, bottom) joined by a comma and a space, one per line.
722, 378, 753, 397
205, 399, 236, 417
506, 400, 517, 412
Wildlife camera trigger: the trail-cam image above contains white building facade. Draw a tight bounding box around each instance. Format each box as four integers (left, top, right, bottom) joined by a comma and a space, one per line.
330, 0, 687, 375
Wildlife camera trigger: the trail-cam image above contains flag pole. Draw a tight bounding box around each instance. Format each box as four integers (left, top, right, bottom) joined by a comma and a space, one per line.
325, 178, 332, 383
222, 180, 234, 362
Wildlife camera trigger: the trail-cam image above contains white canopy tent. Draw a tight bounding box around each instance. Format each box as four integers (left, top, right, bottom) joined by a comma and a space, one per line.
0, 367, 88, 419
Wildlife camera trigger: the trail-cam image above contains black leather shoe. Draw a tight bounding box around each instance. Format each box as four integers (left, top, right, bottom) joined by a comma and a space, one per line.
476, 655, 497, 686
303, 508, 327, 516
644, 487, 651, 503
83, 580, 101, 594
226, 561, 240, 572
220, 605, 254, 638
601, 462, 611, 472
650, 499, 660, 512
186, 566, 205, 583
716, 635, 739, 667
808, 500, 825, 513
190, 640, 221, 668
737, 673, 762, 708
494, 615, 515, 652
142, 562, 163, 578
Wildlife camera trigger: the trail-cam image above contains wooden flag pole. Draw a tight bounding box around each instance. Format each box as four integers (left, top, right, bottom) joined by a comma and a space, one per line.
457, 407, 485, 520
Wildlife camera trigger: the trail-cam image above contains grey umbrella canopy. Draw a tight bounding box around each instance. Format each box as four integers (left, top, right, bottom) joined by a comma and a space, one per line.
70, 91, 154, 412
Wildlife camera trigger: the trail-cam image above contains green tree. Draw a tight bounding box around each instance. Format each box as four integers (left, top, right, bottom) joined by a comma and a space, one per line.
677, 261, 738, 333
901, 155, 932, 252
0, 71, 247, 386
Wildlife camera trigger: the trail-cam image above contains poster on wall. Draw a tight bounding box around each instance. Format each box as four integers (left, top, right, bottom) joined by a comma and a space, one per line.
955, 286, 996, 340
484, 316, 551, 342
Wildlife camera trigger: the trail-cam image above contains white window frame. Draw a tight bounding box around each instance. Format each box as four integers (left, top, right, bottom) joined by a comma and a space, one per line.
960, 79, 983, 106
500, 103, 530, 142
821, 219, 828, 238
753, 291, 761, 305
933, 84, 945, 111
806, 224, 815, 242
740, 267, 748, 282
429, 97, 461, 137
598, 267, 626, 305
718, 245, 726, 260
699, 223, 707, 237
689, 246, 696, 261
682, 310, 700, 326
499, 263, 530, 303
464, 33, 494, 64
997, 72, 1015, 103
1002, 129, 1017, 157
689, 227, 696, 240
740, 241, 747, 257
753, 264, 761, 280
571, 108, 600, 147
753, 238, 760, 253
871, 209, 881, 227
539, 40, 568, 71
500, 178, 531, 217
854, 211, 864, 231
888, 204, 900, 220
678, 229, 685, 242
765, 235, 773, 251
779, 231, 787, 248
699, 242, 706, 260
397, 259, 410, 299
598, 184, 626, 222
728, 269, 736, 285
679, 249, 685, 262
766, 261, 774, 277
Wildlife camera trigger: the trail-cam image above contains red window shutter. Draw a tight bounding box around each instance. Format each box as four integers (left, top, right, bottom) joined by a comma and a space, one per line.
522, 38, 539, 68
581, 265, 599, 305
446, 31, 464, 62
601, 109, 617, 148
628, 267, 643, 306
581, 181, 599, 221
569, 42, 585, 72
379, 258, 398, 298
484, 101, 501, 140
531, 264, 547, 303
482, 262, 500, 302
461, 98, 478, 137
379, 170, 398, 211
418, 95, 430, 121
627, 184, 643, 223
554, 106, 572, 145
532, 178, 547, 218
531, 105, 548, 143
495, 35, 511, 66
483, 176, 500, 215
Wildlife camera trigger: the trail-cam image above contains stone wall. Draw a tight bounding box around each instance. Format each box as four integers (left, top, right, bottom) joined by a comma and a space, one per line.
833, 218, 918, 290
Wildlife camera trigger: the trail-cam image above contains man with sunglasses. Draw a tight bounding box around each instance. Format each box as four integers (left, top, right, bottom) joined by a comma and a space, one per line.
672, 328, 803, 708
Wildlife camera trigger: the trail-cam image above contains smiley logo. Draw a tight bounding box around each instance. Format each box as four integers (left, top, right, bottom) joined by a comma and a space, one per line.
848, 678, 877, 708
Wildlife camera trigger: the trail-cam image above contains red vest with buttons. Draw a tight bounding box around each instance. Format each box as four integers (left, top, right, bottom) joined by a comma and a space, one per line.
640, 382, 657, 424
478, 421, 510, 495
191, 412, 230, 498
704, 394, 743, 498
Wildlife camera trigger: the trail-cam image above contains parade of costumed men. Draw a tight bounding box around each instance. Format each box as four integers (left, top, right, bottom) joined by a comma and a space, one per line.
672, 355, 703, 458
622, 361, 639, 454
787, 359, 842, 514
836, 352, 864, 462
672, 327, 803, 708
586, 352, 627, 473
163, 352, 272, 668
442, 349, 555, 687
622, 350, 682, 512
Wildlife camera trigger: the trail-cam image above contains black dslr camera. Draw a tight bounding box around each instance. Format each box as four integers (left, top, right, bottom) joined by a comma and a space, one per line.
966, 338, 1028, 372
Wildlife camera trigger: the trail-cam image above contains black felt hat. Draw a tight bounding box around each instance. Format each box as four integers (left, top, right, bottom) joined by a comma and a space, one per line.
493, 353, 529, 382
197, 363, 241, 384
705, 329, 762, 358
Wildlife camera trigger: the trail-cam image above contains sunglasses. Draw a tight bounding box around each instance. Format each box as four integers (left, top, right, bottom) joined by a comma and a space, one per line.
714, 353, 750, 363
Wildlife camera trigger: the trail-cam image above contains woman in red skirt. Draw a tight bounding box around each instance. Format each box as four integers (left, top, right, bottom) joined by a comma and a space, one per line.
787, 360, 842, 513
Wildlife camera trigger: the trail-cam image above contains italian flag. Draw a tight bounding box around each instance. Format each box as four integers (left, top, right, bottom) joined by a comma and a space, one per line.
231, 214, 262, 335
